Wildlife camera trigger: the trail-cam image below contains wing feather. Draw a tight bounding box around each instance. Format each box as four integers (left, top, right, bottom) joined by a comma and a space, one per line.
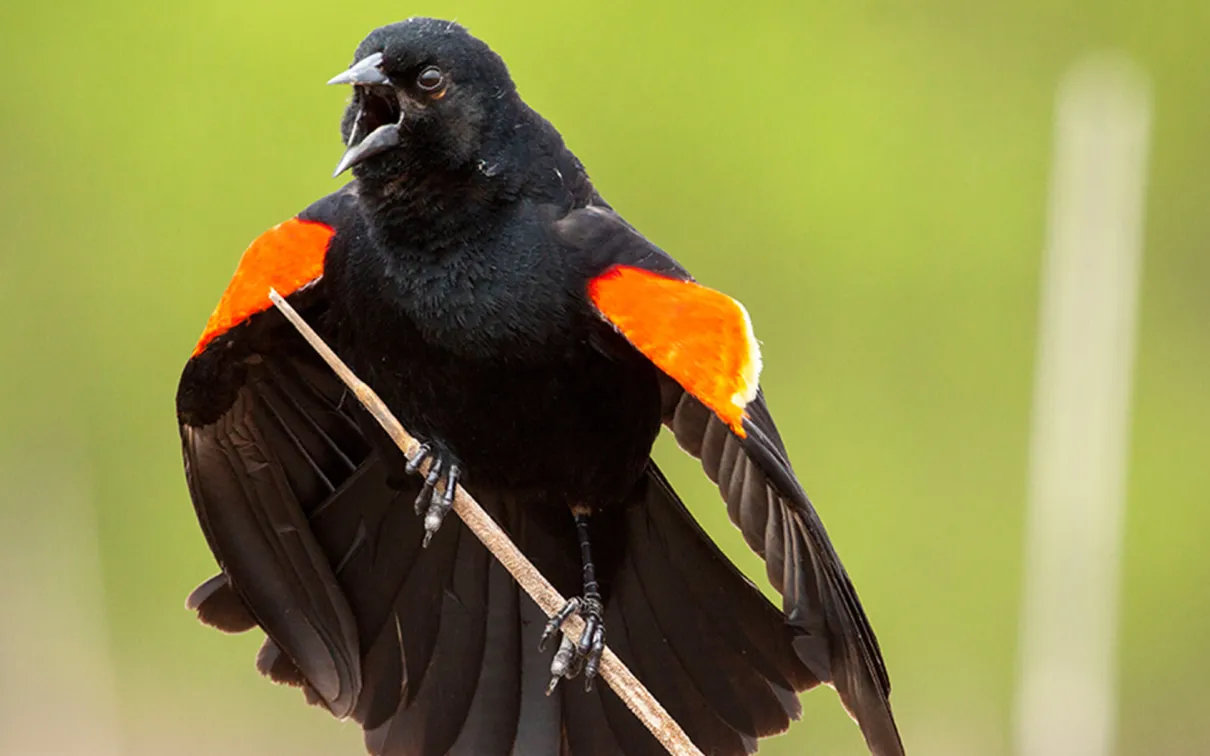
180, 189, 517, 753
564, 205, 905, 755
667, 387, 903, 754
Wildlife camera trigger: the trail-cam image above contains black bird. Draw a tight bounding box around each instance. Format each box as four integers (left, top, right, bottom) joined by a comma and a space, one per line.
177, 17, 904, 756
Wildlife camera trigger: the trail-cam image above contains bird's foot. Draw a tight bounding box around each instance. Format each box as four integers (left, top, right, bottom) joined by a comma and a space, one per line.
404, 442, 461, 548
540, 594, 606, 693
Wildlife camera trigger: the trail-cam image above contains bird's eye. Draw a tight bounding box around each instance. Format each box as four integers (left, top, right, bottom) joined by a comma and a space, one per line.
416, 66, 445, 94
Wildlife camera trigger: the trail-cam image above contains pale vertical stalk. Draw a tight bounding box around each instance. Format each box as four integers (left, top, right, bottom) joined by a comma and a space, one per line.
0, 453, 123, 756
1014, 56, 1151, 756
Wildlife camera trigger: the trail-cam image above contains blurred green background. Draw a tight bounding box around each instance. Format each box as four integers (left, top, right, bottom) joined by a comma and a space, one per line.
2, 1, 1207, 754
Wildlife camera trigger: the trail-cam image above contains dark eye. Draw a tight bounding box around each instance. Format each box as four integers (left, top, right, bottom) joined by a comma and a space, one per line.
416, 66, 445, 93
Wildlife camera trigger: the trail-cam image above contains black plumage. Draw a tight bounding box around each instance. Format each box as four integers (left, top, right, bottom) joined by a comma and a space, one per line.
177, 17, 904, 756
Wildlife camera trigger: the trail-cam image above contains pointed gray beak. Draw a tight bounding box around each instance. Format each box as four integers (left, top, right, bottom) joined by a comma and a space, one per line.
328, 52, 402, 176
332, 119, 402, 177
327, 51, 388, 86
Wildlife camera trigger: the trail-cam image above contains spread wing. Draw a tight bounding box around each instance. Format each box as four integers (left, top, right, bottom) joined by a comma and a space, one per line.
560, 206, 905, 756
178, 186, 372, 716
179, 189, 502, 746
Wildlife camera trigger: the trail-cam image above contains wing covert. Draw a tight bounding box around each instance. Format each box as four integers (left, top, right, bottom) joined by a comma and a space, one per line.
190, 189, 352, 357
589, 264, 761, 437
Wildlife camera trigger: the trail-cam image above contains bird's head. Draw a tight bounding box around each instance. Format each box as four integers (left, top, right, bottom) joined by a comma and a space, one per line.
329, 19, 522, 182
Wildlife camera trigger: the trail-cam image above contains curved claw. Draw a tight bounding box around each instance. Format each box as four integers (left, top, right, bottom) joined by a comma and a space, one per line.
415, 458, 445, 516
539, 597, 581, 652
422, 464, 460, 548
428, 464, 459, 529
428, 462, 459, 544
421, 462, 457, 544
405, 442, 432, 476
583, 625, 606, 689
546, 636, 578, 694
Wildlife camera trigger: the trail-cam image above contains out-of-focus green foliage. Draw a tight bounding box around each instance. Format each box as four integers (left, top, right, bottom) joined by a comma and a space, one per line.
1, 1, 1206, 754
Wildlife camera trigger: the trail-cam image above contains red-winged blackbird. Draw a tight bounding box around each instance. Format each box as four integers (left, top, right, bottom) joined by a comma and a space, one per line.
177, 17, 904, 756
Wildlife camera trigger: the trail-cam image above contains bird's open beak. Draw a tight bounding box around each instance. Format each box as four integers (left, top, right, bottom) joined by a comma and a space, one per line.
329, 52, 403, 177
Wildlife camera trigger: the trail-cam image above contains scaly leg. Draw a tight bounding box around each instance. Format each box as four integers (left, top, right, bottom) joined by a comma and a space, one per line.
541, 507, 606, 692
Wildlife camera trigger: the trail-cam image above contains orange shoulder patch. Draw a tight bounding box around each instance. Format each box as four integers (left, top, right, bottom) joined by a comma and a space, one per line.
193, 218, 335, 356
588, 265, 761, 436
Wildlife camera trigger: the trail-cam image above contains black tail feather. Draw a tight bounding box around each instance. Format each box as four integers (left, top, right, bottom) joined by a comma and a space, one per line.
448, 559, 522, 756
189, 450, 821, 755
